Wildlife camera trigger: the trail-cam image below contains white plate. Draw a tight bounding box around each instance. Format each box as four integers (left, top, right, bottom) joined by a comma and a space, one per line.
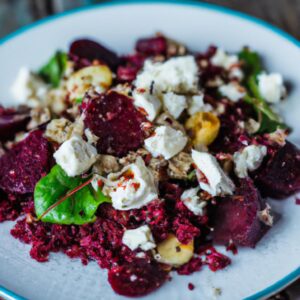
0, 1, 299, 300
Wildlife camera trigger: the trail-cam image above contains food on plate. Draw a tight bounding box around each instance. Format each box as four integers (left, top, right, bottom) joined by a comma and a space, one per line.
1, 33, 299, 297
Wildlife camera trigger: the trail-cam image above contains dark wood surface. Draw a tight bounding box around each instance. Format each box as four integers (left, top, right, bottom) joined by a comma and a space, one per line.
0, 0, 299, 299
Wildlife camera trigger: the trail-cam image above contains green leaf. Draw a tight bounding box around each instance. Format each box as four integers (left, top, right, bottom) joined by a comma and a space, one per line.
239, 48, 288, 134
238, 47, 263, 79
39, 51, 67, 87
34, 165, 110, 225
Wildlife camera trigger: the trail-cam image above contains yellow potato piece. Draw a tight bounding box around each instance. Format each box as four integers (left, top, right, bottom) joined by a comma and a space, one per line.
157, 234, 194, 267
67, 65, 112, 101
185, 112, 220, 146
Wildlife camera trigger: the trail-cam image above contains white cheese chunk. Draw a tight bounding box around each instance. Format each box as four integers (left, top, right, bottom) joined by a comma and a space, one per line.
181, 187, 207, 216
219, 82, 246, 102
211, 48, 239, 70
135, 56, 199, 94
144, 126, 188, 160
10, 67, 48, 106
132, 89, 161, 121
122, 225, 156, 251
187, 94, 212, 115
105, 157, 158, 210
257, 72, 286, 103
54, 135, 97, 177
162, 92, 187, 119
233, 145, 267, 178
191, 150, 235, 196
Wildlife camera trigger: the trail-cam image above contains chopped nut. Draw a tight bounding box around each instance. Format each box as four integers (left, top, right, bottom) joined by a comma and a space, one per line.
148, 156, 168, 182
245, 118, 260, 134
166, 37, 187, 57
84, 128, 99, 144
93, 154, 120, 175
168, 152, 193, 179
27, 107, 51, 130
45, 118, 74, 144
257, 204, 274, 226
156, 112, 185, 133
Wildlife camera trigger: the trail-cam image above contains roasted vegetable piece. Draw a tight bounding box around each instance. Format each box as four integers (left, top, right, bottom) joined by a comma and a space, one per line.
254, 141, 300, 198
0, 106, 30, 141
69, 39, 120, 70
213, 178, 270, 247
0, 130, 53, 194
108, 260, 168, 297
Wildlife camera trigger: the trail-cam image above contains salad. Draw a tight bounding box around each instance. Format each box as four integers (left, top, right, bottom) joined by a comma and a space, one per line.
1, 34, 300, 297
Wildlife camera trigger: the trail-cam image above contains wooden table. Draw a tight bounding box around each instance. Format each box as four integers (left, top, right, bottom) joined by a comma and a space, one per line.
0, 0, 299, 299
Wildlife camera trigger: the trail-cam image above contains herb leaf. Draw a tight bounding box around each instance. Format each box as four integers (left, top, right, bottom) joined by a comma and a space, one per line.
39, 51, 67, 87
239, 48, 287, 133
34, 165, 110, 225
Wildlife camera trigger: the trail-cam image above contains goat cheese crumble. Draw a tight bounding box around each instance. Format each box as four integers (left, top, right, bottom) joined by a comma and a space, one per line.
132, 89, 161, 121
122, 225, 156, 251
135, 56, 199, 94
181, 187, 207, 216
102, 157, 158, 210
10, 67, 48, 106
192, 150, 235, 196
219, 82, 246, 102
211, 48, 238, 70
53, 135, 97, 177
257, 72, 286, 103
233, 145, 267, 178
144, 126, 188, 160
162, 92, 187, 119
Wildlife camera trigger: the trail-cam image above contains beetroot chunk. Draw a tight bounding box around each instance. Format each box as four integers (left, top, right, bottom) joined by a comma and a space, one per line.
136, 36, 167, 56
254, 141, 300, 199
108, 260, 168, 297
0, 130, 53, 194
0, 106, 30, 141
213, 178, 269, 248
69, 39, 119, 70
83, 91, 147, 157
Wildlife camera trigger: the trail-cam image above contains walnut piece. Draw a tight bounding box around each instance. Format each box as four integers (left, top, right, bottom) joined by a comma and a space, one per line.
45, 118, 74, 144
27, 107, 51, 130
167, 152, 193, 179
156, 112, 185, 133
93, 154, 120, 175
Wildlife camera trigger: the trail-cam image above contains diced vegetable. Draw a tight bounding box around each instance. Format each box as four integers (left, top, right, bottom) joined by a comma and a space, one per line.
157, 234, 194, 266
66, 65, 112, 101
185, 112, 220, 146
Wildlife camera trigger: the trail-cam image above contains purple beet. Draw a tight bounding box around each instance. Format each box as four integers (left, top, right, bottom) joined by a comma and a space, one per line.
213, 178, 270, 248
135, 36, 167, 56
254, 141, 300, 199
0, 130, 53, 194
0, 106, 30, 141
69, 39, 120, 70
83, 91, 147, 157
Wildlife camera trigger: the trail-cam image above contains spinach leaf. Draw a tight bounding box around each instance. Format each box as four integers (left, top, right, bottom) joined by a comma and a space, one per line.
34, 165, 110, 225
39, 51, 67, 87
239, 48, 287, 133
238, 47, 263, 79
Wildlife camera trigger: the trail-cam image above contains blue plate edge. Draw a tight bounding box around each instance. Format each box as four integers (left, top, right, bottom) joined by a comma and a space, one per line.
0, 1, 299, 299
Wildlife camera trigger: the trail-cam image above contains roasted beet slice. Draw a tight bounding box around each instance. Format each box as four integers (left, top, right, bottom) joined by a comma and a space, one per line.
254, 141, 300, 199
0, 106, 30, 141
83, 91, 147, 157
135, 36, 167, 56
213, 178, 269, 248
108, 260, 168, 297
69, 39, 119, 70
0, 130, 53, 194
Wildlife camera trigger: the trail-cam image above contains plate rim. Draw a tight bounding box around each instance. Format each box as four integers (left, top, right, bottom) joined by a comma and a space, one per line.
0, 1, 299, 299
